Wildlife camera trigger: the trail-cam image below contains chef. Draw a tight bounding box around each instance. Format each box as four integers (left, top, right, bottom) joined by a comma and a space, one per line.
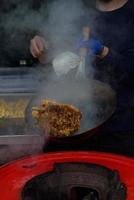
30, 0, 134, 156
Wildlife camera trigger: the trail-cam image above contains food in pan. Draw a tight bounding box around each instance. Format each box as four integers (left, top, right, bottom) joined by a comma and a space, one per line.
32, 100, 82, 137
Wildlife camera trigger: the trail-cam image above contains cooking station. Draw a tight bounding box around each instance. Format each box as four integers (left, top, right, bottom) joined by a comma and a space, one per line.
0, 67, 133, 200
0, 1, 133, 198
0, 67, 132, 200
0, 66, 116, 163
0, 152, 134, 200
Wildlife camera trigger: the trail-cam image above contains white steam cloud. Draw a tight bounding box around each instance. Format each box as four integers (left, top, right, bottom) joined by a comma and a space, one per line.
0, 0, 116, 164
0, 0, 90, 61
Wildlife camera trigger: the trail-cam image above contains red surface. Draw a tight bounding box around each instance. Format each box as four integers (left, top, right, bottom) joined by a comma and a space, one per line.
0, 152, 134, 200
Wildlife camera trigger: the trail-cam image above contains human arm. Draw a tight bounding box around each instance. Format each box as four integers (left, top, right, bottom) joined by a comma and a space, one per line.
78, 36, 134, 74
96, 47, 134, 74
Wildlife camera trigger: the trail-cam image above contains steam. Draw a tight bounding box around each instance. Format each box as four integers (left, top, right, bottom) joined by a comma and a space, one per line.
0, 0, 116, 164
0, 0, 90, 62
41, 0, 89, 57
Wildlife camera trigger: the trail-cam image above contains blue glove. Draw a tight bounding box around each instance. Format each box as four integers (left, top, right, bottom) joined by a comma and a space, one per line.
77, 38, 104, 55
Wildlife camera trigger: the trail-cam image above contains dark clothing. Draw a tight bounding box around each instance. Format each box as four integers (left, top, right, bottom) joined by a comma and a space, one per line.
90, 0, 134, 132
94, 0, 134, 87
42, 0, 134, 157
43, 132, 134, 157
87, 0, 134, 156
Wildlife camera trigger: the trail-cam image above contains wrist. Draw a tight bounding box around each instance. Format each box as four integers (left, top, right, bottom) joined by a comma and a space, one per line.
98, 46, 109, 59
38, 53, 48, 64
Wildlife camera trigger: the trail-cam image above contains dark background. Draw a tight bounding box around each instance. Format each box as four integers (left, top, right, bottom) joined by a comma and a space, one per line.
0, 0, 94, 67
0, 0, 49, 67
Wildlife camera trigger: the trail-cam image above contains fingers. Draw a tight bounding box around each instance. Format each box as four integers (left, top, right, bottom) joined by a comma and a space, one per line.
30, 38, 41, 58
36, 36, 44, 53
30, 35, 48, 58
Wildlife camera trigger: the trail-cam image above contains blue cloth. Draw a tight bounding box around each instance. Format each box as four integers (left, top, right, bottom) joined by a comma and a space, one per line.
77, 38, 104, 55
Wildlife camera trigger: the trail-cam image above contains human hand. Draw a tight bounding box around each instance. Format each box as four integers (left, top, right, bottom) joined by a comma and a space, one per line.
30, 35, 48, 63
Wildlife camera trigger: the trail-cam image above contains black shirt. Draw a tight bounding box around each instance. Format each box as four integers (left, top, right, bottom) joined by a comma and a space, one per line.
90, 0, 134, 132
93, 0, 134, 88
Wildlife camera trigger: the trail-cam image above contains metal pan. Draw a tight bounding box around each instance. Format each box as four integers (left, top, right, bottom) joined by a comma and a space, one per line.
26, 78, 116, 138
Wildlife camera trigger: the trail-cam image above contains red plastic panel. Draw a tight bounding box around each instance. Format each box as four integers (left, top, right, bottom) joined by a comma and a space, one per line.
0, 152, 134, 200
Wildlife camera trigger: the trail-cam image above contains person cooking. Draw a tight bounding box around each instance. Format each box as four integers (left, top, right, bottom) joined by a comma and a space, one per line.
30, 0, 134, 156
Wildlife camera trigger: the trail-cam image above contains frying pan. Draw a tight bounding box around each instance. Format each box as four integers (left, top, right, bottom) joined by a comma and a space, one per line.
26, 78, 116, 139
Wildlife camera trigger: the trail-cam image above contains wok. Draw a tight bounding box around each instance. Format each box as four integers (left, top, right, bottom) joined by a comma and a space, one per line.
26, 78, 116, 138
